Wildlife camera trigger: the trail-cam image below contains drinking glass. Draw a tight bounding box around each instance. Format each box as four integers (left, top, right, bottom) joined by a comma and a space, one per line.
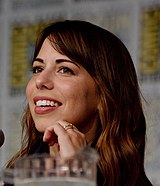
3, 146, 99, 186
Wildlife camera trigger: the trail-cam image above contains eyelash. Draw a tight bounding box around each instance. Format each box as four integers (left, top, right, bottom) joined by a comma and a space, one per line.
58, 66, 74, 75
31, 66, 74, 75
32, 66, 43, 74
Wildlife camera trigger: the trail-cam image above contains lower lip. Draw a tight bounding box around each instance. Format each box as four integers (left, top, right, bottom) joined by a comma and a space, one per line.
34, 106, 57, 114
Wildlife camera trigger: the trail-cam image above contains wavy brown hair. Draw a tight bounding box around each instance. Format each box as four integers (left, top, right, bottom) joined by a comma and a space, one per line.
6, 20, 152, 186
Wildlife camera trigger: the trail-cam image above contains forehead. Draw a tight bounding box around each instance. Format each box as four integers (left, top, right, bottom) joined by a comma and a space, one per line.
38, 37, 95, 77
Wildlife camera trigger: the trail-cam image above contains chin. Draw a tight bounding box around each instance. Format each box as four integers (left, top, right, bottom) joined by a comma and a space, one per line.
35, 125, 46, 133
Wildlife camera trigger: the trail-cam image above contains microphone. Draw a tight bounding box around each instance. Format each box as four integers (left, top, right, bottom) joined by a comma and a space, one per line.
0, 129, 5, 147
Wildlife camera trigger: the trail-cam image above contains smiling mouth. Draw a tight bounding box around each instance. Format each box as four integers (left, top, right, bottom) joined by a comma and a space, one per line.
36, 100, 59, 107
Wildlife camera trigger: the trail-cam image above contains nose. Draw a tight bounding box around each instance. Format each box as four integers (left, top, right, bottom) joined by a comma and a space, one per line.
35, 70, 54, 90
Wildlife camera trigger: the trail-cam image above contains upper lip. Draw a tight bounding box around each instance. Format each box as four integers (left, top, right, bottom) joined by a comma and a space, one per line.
33, 96, 62, 106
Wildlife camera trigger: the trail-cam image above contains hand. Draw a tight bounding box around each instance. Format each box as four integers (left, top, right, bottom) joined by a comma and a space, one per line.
43, 120, 87, 159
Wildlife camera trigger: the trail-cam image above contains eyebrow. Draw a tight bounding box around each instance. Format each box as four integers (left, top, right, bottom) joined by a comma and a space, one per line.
56, 59, 80, 68
33, 58, 44, 63
33, 58, 80, 68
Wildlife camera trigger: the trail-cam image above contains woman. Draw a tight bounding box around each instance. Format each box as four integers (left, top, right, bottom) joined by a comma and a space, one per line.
6, 20, 152, 186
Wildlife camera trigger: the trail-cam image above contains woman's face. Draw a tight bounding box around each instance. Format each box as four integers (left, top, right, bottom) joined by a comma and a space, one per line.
26, 38, 99, 133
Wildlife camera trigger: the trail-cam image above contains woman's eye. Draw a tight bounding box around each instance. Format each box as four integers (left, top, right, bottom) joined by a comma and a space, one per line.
32, 66, 43, 74
58, 67, 74, 75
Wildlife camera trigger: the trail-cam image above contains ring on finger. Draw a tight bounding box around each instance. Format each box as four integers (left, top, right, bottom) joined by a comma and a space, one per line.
63, 123, 74, 131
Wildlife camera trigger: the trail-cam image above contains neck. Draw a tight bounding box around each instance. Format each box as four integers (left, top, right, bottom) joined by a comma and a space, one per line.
83, 114, 99, 145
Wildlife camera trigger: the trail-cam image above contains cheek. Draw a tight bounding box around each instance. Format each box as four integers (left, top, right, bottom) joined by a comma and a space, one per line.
57, 81, 78, 99
64, 85, 83, 100
66, 82, 98, 108
25, 80, 33, 100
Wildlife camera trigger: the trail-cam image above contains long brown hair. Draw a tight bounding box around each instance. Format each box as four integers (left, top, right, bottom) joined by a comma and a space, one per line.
7, 20, 152, 186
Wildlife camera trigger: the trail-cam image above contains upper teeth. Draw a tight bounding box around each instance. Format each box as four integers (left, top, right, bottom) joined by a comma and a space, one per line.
36, 100, 58, 107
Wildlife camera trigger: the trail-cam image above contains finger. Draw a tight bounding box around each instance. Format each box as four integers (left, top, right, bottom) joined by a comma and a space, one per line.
43, 121, 86, 159
43, 126, 58, 146
58, 120, 86, 143
55, 121, 86, 158
57, 120, 86, 144
58, 120, 79, 132
43, 121, 70, 146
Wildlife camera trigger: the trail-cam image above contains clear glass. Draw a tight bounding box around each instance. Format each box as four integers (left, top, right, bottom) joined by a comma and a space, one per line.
15, 177, 94, 186
2, 146, 98, 186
